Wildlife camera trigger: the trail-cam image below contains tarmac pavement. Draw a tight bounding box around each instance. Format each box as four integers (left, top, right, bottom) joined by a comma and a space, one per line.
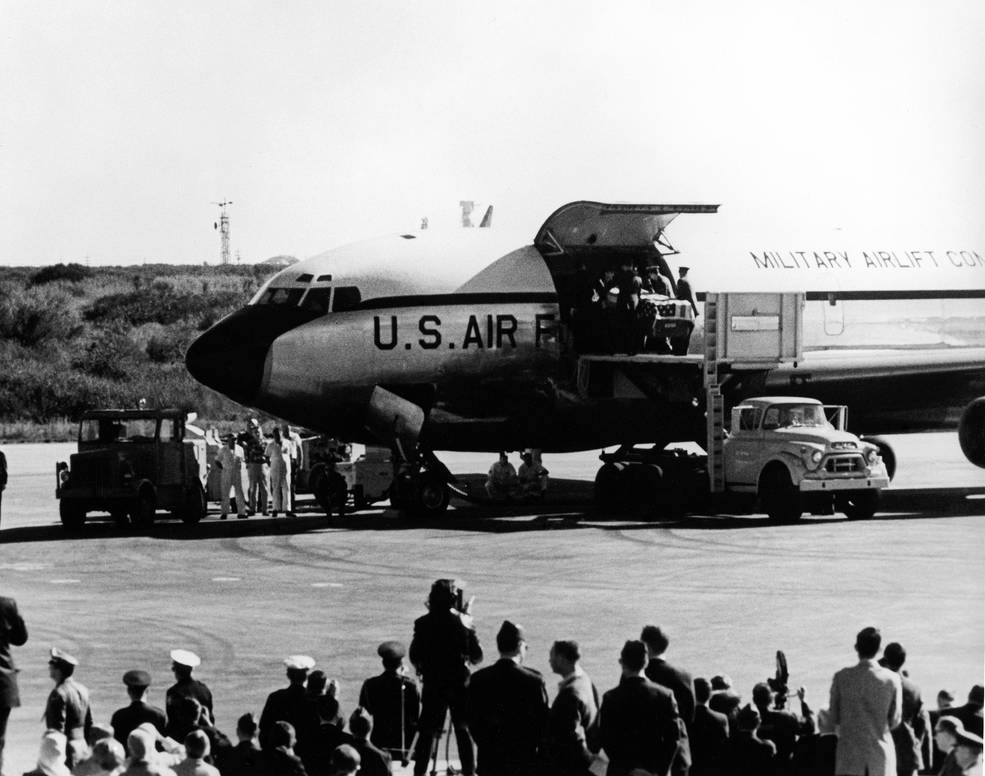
0, 433, 982, 774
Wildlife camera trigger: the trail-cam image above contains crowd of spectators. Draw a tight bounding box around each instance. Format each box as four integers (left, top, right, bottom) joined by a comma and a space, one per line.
2, 584, 982, 776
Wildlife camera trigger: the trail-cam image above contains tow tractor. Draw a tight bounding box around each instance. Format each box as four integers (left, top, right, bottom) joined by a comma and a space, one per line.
297, 438, 393, 514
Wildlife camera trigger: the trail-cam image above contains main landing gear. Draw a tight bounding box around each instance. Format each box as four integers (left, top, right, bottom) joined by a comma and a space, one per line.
388, 447, 452, 519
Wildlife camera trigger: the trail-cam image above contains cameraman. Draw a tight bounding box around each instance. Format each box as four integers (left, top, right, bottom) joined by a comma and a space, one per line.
752, 682, 816, 771
409, 579, 483, 776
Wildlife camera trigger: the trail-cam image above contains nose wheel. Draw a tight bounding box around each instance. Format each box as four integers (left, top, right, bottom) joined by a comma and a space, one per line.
389, 452, 451, 519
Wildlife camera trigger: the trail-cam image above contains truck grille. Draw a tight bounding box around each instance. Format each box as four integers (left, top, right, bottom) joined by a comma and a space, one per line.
70, 457, 112, 488
825, 455, 862, 474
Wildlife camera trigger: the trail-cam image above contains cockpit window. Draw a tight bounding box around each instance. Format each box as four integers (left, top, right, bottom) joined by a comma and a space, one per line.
295, 273, 313, 283
332, 286, 361, 312
300, 288, 332, 315
256, 287, 305, 307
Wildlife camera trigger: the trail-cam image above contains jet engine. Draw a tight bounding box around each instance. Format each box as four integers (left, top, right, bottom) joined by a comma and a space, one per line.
958, 397, 985, 468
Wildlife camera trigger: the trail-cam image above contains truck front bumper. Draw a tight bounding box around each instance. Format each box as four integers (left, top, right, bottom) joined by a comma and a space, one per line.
799, 476, 889, 493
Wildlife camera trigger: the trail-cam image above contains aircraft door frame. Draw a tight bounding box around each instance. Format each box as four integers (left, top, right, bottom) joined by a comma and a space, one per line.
823, 294, 844, 336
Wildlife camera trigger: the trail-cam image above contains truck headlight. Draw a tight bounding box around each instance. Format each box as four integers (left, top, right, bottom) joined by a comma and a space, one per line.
864, 448, 878, 465
810, 450, 823, 464
58, 466, 70, 486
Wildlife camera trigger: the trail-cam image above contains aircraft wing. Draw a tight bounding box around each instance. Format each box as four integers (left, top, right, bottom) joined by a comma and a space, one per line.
534, 200, 719, 256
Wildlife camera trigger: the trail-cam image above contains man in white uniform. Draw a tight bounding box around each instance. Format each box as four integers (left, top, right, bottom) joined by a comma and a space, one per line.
214, 435, 247, 519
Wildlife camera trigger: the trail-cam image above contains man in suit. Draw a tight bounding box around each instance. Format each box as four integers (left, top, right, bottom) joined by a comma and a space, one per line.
467, 620, 548, 776
547, 639, 599, 776
829, 626, 902, 776
599, 640, 681, 776
878, 642, 930, 776
752, 681, 816, 771
347, 707, 392, 776
730, 704, 777, 776
0, 595, 27, 775
641, 625, 693, 776
110, 669, 167, 745
409, 579, 482, 776
709, 675, 742, 726
691, 677, 730, 775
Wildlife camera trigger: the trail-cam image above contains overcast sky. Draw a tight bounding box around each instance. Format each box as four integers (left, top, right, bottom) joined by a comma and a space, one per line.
2, 0, 983, 266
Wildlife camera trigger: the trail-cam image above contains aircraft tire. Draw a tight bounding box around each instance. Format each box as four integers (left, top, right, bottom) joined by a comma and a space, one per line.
109, 508, 130, 525
59, 500, 86, 530
594, 463, 627, 508
403, 474, 450, 519
760, 465, 802, 523
839, 490, 879, 521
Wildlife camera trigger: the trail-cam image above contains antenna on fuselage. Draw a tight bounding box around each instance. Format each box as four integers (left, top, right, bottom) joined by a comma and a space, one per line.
212, 200, 233, 264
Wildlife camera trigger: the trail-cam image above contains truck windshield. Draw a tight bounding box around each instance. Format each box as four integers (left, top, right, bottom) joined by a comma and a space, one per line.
763, 404, 830, 429
80, 418, 158, 443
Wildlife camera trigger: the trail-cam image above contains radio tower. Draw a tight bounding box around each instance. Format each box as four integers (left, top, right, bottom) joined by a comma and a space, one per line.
212, 200, 233, 265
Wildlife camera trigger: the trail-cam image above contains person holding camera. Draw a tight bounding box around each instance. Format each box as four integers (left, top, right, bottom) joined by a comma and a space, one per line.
409, 579, 483, 776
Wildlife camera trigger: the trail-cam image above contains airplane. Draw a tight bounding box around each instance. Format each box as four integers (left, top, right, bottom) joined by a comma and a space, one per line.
186, 201, 985, 516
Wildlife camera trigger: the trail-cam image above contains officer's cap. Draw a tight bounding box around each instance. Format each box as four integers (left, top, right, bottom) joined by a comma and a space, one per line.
679, 266, 690, 273
377, 641, 406, 661
497, 620, 524, 643
49, 647, 78, 667
123, 669, 152, 688
170, 649, 201, 668
956, 728, 984, 748
284, 654, 316, 671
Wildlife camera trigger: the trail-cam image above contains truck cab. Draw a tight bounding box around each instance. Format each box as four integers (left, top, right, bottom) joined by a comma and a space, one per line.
55, 408, 208, 529
724, 396, 890, 521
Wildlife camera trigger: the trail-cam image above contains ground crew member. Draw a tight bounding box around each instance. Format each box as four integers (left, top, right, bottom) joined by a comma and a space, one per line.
266, 427, 293, 517
45, 647, 92, 769
166, 649, 214, 731
410, 580, 482, 776
111, 669, 167, 746
242, 418, 269, 516
358, 640, 421, 765
517, 452, 549, 500
214, 436, 247, 519
282, 424, 304, 513
0, 595, 27, 775
485, 452, 518, 501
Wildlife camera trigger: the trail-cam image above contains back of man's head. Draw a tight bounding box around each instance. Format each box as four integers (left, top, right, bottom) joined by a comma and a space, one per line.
92, 738, 125, 770
428, 579, 458, 611
348, 707, 373, 740
711, 674, 732, 691
752, 682, 773, 709
640, 625, 669, 656
552, 640, 580, 664
236, 712, 258, 741
694, 677, 712, 704
496, 620, 524, 655
308, 669, 328, 694
855, 626, 882, 659
178, 696, 203, 725
880, 642, 906, 671
184, 729, 210, 760
268, 721, 296, 750
620, 640, 647, 673
330, 743, 361, 775
969, 684, 984, 709
736, 704, 761, 732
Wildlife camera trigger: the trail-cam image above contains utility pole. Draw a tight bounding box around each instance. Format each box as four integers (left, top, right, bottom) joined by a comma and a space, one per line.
212, 200, 233, 265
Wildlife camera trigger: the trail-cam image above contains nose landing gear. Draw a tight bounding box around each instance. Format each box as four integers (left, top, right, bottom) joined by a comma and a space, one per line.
389, 450, 452, 518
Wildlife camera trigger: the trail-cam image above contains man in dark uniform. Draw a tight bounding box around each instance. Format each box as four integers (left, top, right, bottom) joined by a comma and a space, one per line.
0, 595, 27, 775
45, 647, 93, 768
166, 649, 214, 726
467, 620, 549, 776
358, 640, 420, 764
672, 266, 699, 355
409, 579, 482, 776
599, 640, 680, 776
259, 654, 320, 765
110, 669, 167, 745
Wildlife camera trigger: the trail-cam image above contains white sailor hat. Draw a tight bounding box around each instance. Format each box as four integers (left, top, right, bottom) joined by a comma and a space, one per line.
284, 655, 316, 671
49, 647, 78, 667
169, 649, 201, 668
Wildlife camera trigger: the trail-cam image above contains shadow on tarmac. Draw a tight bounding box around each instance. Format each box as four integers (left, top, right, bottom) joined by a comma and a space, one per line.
1, 477, 982, 544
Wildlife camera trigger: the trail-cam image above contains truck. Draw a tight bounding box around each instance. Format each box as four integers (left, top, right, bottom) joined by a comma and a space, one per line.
595, 396, 890, 521
55, 408, 208, 529
296, 437, 394, 514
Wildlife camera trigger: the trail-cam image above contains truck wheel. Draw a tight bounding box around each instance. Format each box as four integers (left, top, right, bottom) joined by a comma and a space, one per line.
401, 473, 450, 519
760, 466, 802, 523
594, 463, 627, 508
180, 482, 207, 525
59, 500, 86, 530
109, 509, 130, 525
315, 473, 347, 516
131, 490, 156, 528
839, 490, 879, 520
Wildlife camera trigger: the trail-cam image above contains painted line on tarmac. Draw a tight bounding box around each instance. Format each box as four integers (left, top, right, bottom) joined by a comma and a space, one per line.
212, 576, 241, 582
310, 582, 344, 588
0, 562, 49, 571
49, 578, 80, 584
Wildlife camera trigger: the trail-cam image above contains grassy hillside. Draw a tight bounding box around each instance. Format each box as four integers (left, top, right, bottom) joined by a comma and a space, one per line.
0, 262, 277, 440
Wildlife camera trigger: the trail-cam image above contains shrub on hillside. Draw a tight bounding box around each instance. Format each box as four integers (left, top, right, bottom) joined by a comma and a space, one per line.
30, 263, 94, 285
84, 283, 243, 327
73, 326, 146, 380
146, 327, 193, 363
0, 284, 81, 347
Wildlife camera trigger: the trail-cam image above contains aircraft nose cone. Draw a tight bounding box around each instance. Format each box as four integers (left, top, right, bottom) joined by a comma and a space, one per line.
185, 314, 269, 404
